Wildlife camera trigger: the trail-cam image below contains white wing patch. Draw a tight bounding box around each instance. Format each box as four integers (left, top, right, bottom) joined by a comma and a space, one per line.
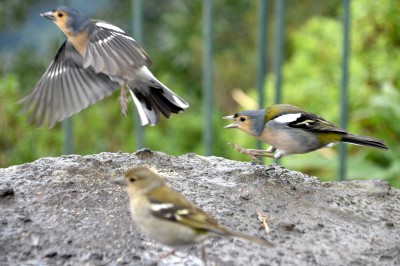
326, 142, 337, 148
176, 209, 189, 215
97, 35, 114, 45
48, 65, 67, 78
95, 21, 125, 33
274, 113, 302, 124
150, 203, 174, 211
94, 22, 136, 44
95, 31, 135, 45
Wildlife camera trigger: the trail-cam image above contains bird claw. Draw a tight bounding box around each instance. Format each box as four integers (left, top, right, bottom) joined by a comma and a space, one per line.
228, 143, 276, 160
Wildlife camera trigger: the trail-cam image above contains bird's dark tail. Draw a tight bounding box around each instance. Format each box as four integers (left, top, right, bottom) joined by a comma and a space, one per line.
127, 67, 189, 126
224, 229, 275, 247
341, 134, 388, 150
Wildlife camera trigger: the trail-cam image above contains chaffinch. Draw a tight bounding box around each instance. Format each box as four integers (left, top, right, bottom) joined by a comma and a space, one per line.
19, 6, 188, 128
113, 167, 273, 257
223, 104, 388, 159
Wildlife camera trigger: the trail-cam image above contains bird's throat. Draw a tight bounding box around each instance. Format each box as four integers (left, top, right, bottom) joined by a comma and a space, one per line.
67, 30, 89, 57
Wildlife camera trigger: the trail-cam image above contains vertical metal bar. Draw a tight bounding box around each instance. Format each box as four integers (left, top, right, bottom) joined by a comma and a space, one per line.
339, 0, 351, 181
58, 0, 73, 155
202, 0, 214, 156
273, 0, 285, 105
273, 0, 285, 164
132, 0, 144, 150
256, 0, 268, 150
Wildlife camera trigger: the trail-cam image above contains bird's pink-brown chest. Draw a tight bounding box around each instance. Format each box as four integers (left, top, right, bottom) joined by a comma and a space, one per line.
256, 124, 316, 154
66, 31, 89, 56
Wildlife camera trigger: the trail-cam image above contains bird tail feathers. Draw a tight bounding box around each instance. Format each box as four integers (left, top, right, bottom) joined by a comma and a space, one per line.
341, 134, 388, 150
127, 67, 189, 126
226, 229, 274, 247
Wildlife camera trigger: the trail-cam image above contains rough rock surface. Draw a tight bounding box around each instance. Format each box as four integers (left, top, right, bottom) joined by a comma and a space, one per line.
0, 149, 399, 266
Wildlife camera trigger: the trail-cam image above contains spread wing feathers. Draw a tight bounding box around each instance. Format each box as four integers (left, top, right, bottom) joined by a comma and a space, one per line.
287, 112, 347, 134
148, 187, 229, 236
19, 41, 119, 128
127, 68, 189, 126
84, 21, 152, 78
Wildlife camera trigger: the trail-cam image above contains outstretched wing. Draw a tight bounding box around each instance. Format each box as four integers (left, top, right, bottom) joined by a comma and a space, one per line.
83, 21, 152, 78
19, 41, 119, 128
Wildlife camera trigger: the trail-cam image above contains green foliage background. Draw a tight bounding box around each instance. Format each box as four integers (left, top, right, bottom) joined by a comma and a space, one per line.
0, 0, 398, 187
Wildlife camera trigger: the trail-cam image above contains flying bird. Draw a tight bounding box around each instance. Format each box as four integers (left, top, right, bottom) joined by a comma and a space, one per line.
19, 6, 188, 128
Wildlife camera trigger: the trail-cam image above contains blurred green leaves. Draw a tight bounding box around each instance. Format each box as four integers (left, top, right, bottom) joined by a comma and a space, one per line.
0, 1, 398, 187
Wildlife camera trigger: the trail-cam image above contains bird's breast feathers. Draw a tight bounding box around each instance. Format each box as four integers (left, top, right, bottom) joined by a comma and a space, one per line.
67, 30, 89, 56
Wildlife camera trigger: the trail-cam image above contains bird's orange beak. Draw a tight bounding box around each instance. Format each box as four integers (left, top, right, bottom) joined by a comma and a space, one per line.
223, 115, 238, 128
40, 11, 56, 21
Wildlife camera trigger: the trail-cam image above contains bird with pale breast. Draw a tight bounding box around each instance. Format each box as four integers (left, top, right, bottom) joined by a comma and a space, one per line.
224, 104, 388, 159
19, 6, 188, 128
113, 167, 274, 260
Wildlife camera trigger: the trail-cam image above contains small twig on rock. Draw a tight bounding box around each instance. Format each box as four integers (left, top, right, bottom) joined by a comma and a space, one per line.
257, 210, 270, 234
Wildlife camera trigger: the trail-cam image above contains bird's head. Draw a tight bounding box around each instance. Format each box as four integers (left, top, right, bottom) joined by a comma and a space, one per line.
223, 109, 266, 136
41, 6, 90, 35
113, 167, 165, 197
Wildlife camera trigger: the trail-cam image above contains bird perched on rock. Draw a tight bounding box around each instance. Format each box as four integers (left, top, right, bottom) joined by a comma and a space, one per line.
19, 6, 188, 128
224, 104, 388, 159
113, 167, 273, 260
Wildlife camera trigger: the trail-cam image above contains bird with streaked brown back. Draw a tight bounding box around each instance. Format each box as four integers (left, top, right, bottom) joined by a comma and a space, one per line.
113, 167, 274, 262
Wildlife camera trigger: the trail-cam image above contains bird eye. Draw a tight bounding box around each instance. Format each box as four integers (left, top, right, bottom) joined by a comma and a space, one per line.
57, 12, 63, 17
129, 177, 136, 182
240, 117, 246, 122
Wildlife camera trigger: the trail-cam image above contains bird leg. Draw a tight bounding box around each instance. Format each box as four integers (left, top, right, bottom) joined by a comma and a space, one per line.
119, 83, 128, 116
266, 146, 277, 153
228, 143, 276, 160
200, 244, 208, 266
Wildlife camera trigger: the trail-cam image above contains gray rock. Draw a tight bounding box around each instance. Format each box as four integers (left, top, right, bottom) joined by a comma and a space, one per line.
0, 150, 399, 265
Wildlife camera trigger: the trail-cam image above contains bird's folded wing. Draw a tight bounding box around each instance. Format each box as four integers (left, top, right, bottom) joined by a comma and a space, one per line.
287, 112, 347, 134
84, 21, 152, 78
148, 188, 228, 235
19, 41, 119, 128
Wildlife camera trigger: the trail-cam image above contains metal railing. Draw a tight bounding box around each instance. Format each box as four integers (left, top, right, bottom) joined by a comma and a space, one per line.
132, 0, 145, 150
60, 0, 351, 181
339, 0, 351, 181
